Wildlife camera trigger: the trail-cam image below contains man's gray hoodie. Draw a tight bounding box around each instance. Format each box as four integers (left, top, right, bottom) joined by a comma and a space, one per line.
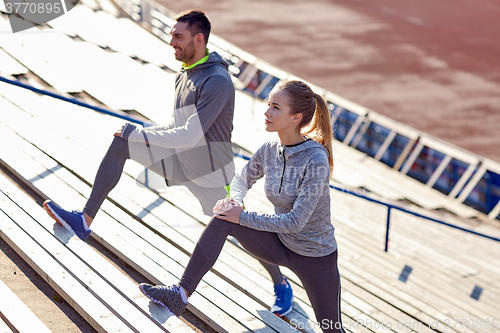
123, 52, 235, 187
231, 139, 337, 257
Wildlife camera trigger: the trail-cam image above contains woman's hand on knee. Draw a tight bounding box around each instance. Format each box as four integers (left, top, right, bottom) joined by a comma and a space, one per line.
213, 198, 243, 224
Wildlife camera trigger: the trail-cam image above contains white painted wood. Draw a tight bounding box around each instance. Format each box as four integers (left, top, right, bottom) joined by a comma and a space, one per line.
343, 115, 366, 146
426, 155, 452, 188
373, 130, 396, 161
2, 107, 492, 332
456, 165, 487, 203
330, 105, 343, 125
419, 136, 480, 166
392, 138, 417, 171
366, 111, 420, 141
0, 133, 237, 332
239, 65, 259, 90
448, 163, 477, 199
0, 207, 134, 333
253, 73, 274, 97
0, 31, 85, 93
254, 59, 288, 80
0, 126, 299, 332
79, 0, 100, 10
350, 119, 371, 149
0, 49, 27, 76
0, 190, 170, 333
0, 176, 196, 333
323, 91, 369, 117
488, 200, 500, 219
96, 0, 120, 16
400, 141, 424, 175
0, 281, 52, 333
0, 89, 330, 330
1, 56, 498, 330
331, 210, 500, 321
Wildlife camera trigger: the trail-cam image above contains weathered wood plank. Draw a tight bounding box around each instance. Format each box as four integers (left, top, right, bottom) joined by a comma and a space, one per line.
0, 280, 52, 333
0, 175, 195, 333
0, 204, 133, 333
0, 189, 171, 333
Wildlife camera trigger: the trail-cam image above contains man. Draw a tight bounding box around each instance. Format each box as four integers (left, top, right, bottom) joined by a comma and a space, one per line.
44, 9, 234, 235
44, 10, 292, 317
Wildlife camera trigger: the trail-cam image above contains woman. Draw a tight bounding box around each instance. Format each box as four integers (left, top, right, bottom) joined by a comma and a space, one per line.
139, 80, 345, 332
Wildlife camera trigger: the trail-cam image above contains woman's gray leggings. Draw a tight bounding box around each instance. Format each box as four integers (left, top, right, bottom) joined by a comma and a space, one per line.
180, 217, 345, 333
82, 137, 285, 285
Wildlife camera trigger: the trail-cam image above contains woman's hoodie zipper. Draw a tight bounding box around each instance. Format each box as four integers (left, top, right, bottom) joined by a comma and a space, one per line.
278, 139, 312, 194
279, 147, 286, 194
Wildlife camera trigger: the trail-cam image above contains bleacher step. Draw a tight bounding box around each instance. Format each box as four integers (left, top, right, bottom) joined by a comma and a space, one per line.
0, 280, 52, 333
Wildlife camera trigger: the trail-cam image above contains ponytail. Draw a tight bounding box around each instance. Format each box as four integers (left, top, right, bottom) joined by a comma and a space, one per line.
304, 94, 333, 177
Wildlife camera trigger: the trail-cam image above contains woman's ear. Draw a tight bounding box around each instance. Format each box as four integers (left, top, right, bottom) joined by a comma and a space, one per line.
292, 113, 303, 124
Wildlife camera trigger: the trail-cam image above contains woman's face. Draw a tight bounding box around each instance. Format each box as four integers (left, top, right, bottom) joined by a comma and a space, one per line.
265, 88, 300, 133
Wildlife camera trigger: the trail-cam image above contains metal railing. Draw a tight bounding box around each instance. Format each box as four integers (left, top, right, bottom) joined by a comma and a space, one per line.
234, 154, 500, 251
0, 76, 152, 127
2, 75, 500, 252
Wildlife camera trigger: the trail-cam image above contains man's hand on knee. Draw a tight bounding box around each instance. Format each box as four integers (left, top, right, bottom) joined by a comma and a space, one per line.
114, 124, 127, 137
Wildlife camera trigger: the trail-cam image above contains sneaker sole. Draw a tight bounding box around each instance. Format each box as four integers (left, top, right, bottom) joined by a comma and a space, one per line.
43, 201, 65, 226
273, 296, 294, 317
139, 284, 180, 317
43, 201, 75, 234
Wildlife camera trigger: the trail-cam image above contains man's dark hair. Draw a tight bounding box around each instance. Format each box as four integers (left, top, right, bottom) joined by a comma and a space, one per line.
175, 10, 211, 45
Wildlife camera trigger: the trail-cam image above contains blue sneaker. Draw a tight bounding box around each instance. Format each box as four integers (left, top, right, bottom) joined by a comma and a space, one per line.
43, 200, 91, 241
271, 277, 294, 316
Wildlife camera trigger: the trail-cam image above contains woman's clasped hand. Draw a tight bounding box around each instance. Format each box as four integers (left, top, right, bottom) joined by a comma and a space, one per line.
213, 198, 244, 224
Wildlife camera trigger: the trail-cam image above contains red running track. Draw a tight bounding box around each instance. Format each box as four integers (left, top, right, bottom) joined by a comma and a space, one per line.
157, 0, 500, 162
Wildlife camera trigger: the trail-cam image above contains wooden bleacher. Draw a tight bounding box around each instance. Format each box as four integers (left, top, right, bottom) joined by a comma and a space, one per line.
0, 178, 193, 333
1, 4, 500, 333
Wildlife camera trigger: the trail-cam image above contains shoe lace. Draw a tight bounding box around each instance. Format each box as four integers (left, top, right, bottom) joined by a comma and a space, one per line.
274, 284, 286, 304
159, 284, 180, 293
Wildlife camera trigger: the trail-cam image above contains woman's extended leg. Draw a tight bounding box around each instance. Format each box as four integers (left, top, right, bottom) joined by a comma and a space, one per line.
179, 217, 293, 296
141, 217, 344, 333
139, 217, 292, 316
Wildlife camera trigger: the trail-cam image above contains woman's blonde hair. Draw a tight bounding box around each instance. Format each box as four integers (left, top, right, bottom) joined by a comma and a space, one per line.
276, 80, 334, 176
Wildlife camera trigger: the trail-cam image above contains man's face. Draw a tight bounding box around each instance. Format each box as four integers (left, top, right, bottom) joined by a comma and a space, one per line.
169, 21, 197, 64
